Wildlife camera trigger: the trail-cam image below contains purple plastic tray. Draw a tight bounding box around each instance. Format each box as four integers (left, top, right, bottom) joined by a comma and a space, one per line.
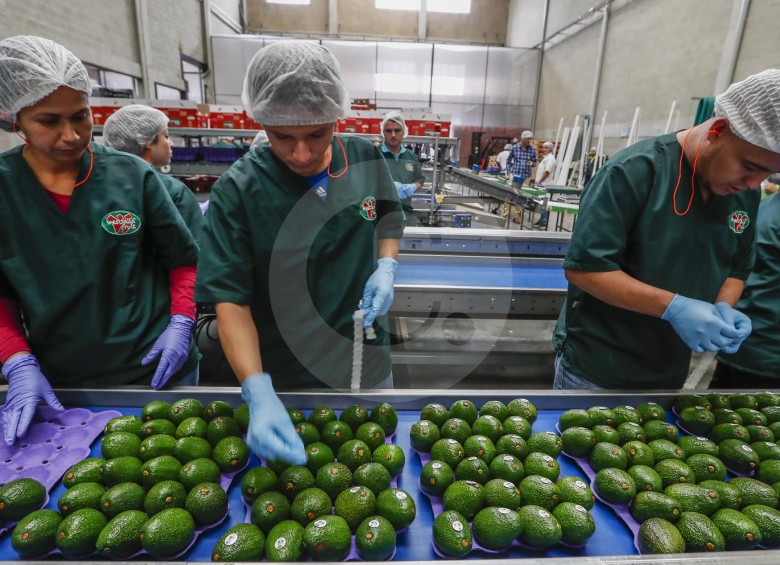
0, 405, 121, 536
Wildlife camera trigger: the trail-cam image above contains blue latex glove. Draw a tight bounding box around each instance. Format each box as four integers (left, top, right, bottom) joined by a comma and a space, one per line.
661, 294, 741, 353
141, 314, 195, 390
362, 258, 398, 328
1, 353, 64, 446
394, 181, 416, 200
714, 302, 752, 354
241, 373, 306, 465
199, 200, 209, 215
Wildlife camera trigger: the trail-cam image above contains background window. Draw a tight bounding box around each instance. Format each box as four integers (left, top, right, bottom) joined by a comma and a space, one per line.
155, 83, 183, 100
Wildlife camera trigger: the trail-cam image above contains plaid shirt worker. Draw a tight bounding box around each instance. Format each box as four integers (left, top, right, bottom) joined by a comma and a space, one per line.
506, 144, 538, 181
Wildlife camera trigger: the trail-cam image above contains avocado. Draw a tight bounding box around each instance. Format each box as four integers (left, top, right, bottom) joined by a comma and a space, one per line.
179, 457, 222, 490
489, 454, 524, 484
728, 477, 779, 507
442, 480, 484, 521
55, 507, 108, 559
241, 466, 278, 505
420, 403, 450, 427
57, 481, 106, 516
471, 415, 504, 443
637, 401, 667, 422
439, 418, 473, 443
449, 400, 478, 425
0, 477, 47, 521
757, 459, 780, 484
502, 415, 532, 440
278, 465, 316, 500
709, 423, 750, 443
523, 452, 560, 481
308, 407, 338, 430
561, 426, 597, 457
589, 442, 627, 471
623, 440, 655, 467
355, 422, 387, 451
212, 523, 265, 562
101, 431, 142, 459
741, 504, 780, 548
295, 421, 321, 445
410, 420, 441, 453
355, 515, 396, 560
517, 504, 562, 548
141, 454, 183, 489
11, 509, 61, 559
643, 420, 680, 442
370, 402, 398, 435
213, 436, 250, 473
718, 439, 760, 473
375, 488, 416, 530
340, 404, 370, 432
100, 482, 145, 518
173, 436, 213, 463
234, 402, 250, 432
305, 441, 336, 474
705, 393, 731, 410
337, 439, 373, 471
168, 398, 205, 426
206, 416, 242, 446
290, 487, 332, 526
463, 435, 497, 464
495, 434, 528, 459
353, 462, 392, 493
314, 462, 353, 502
698, 480, 743, 510
553, 501, 596, 546
713, 408, 743, 425
736, 408, 768, 427
556, 476, 595, 509
678, 406, 716, 436
664, 483, 721, 516
729, 393, 758, 410
174, 416, 208, 440
251, 491, 292, 533
104, 414, 143, 434
472, 506, 522, 550
302, 514, 352, 560
685, 453, 727, 482
335, 485, 377, 531
139, 433, 177, 462
710, 508, 761, 550
455, 457, 490, 484
372, 443, 406, 477
637, 517, 685, 554
617, 422, 646, 444
559, 408, 594, 430
102, 456, 144, 487
419, 460, 455, 497
288, 408, 306, 425
627, 464, 664, 493
141, 399, 170, 421
140, 507, 196, 558
676, 435, 719, 457
674, 394, 711, 413
655, 459, 696, 488
265, 519, 305, 562
591, 424, 620, 444
203, 400, 234, 422
587, 406, 616, 427
63, 457, 106, 488
507, 398, 538, 423
479, 400, 509, 421
432, 509, 472, 557
320, 420, 354, 453
95, 509, 146, 559
519, 475, 560, 510
675, 511, 725, 552
527, 431, 563, 457
185, 482, 228, 526
648, 439, 687, 462
144, 479, 187, 516
631, 491, 682, 523
594, 467, 636, 504
751, 441, 780, 462
756, 391, 780, 409
138, 418, 177, 438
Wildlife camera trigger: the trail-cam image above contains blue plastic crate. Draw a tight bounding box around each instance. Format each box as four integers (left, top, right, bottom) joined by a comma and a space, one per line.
171, 147, 200, 162
202, 146, 244, 163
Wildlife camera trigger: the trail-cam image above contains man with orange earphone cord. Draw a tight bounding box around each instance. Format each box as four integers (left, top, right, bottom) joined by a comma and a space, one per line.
552, 69, 780, 390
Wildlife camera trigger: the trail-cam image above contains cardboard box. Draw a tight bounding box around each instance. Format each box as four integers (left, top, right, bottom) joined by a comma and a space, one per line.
151, 99, 200, 128
90, 98, 133, 126
209, 105, 245, 130
243, 112, 262, 131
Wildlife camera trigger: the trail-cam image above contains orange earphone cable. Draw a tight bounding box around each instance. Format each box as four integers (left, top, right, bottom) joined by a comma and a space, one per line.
327, 135, 349, 179
73, 144, 94, 189
12, 123, 29, 146
673, 129, 710, 216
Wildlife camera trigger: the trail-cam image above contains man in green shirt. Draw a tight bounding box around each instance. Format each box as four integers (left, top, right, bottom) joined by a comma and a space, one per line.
379, 110, 425, 224
712, 192, 780, 387
553, 69, 780, 389
195, 42, 405, 465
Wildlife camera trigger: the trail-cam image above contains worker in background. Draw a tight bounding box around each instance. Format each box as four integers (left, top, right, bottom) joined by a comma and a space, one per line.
0, 36, 200, 445
532, 141, 557, 228
711, 191, 780, 388
496, 143, 512, 172
102, 104, 205, 234
553, 69, 780, 390
504, 130, 538, 223
195, 42, 405, 464
583, 146, 597, 184
379, 110, 425, 225
761, 173, 779, 197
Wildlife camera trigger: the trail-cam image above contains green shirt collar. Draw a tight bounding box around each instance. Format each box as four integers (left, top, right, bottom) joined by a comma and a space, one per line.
381, 142, 407, 160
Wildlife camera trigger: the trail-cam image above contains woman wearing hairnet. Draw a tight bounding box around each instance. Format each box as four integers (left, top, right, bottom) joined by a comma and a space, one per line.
195, 42, 405, 465
102, 104, 204, 236
0, 36, 200, 445
553, 69, 780, 390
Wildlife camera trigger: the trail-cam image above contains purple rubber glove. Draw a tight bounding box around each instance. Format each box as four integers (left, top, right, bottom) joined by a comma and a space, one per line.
714, 302, 752, 354
2, 353, 64, 446
241, 373, 306, 465
141, 314, 194, 390
362, 258, 398, 328
661, 294, 740, 353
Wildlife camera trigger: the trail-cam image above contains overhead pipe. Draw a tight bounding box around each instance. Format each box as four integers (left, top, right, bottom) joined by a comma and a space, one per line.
586, 1, 610, 152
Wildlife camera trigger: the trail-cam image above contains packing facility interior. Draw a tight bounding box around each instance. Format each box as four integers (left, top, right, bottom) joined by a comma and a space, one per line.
2, 0, 777, 389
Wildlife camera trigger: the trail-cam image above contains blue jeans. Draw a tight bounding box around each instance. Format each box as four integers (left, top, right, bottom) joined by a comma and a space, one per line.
371, 373, 394, 389
553, 355, 603, 390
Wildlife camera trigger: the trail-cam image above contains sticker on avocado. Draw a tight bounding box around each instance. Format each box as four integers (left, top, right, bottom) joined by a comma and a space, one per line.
275, 538, 287, 549
395, 491, 407, 500
369, 519, 381, 527
452, 520, 464, 532
224, 533, 238, 546
101, 210, 141, 235
729, 210, 749, 233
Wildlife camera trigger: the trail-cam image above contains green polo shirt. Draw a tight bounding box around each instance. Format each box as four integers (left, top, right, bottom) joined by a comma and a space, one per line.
380, 143, 425, 223
156, 172, 204, 240
717, 193, 780, 378
195, 134, 405, 389
553, 133, 759, 389
0, 143, 200, 386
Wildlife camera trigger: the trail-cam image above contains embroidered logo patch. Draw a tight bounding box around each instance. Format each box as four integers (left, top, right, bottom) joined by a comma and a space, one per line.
729, 210, 749, 234
405, 162, 414, 172
360, 197, 377, 221
101, 211, 141, 235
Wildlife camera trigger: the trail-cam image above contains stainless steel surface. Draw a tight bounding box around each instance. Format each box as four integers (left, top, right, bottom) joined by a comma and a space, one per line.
401, 227, 570, 256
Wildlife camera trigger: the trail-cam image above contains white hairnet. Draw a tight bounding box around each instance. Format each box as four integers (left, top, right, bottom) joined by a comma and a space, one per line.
102, 104, 168, 156
242, 41, 348, 126
0, 36, 90, 126
503, 144, 512, 151
715, 69, 780, 154
381, 111, 407, 138
521, 130, 533, 139
250, 129, 269, 150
